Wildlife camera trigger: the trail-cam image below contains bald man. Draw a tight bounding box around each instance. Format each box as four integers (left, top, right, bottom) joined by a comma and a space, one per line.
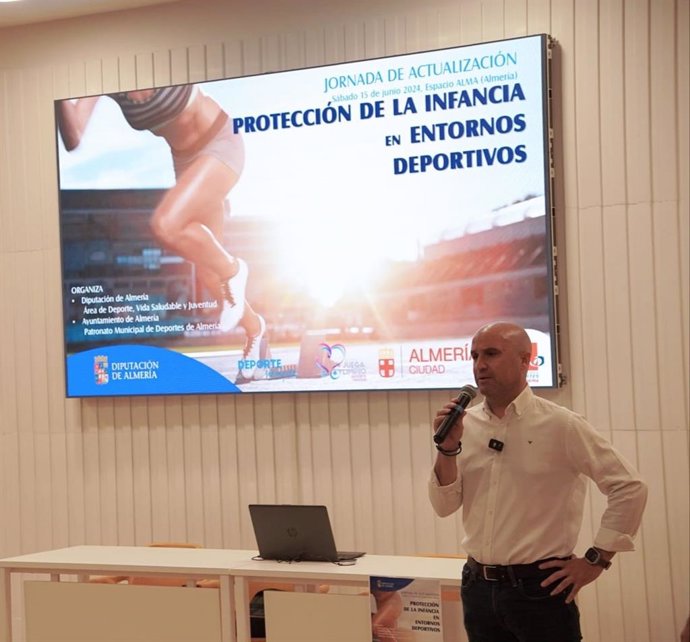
429, 322, 647, 642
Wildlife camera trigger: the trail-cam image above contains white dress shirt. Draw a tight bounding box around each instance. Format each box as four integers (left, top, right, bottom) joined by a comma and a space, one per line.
428, 386, 647, 565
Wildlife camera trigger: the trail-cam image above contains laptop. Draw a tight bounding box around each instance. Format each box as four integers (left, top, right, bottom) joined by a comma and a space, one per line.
248, 504, 365, 563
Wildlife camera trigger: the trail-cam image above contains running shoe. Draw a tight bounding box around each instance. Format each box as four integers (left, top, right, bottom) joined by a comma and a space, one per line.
219, 258, 248, 332
238, 315, 268, 381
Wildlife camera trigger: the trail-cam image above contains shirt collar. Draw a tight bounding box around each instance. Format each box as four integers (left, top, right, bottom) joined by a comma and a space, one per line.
481, 384, 533, 418
511, 385, 533, 416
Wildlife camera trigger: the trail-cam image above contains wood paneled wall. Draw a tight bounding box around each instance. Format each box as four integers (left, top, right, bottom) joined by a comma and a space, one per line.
0, 0, 687, 640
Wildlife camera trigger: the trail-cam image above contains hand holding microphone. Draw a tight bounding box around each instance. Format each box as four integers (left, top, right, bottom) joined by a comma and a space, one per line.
433, 385, 478, 445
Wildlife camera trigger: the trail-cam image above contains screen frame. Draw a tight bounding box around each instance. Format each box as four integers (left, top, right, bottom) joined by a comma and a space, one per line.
55, 33, 562, 398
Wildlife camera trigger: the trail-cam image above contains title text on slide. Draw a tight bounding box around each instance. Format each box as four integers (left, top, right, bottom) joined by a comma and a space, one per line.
232, 83, 526, 134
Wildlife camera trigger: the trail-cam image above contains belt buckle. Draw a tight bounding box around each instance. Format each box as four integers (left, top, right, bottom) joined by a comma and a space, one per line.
482, 565, 500, 581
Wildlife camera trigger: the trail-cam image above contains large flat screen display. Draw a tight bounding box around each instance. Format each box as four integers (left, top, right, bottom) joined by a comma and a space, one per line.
56, 34, 559, 397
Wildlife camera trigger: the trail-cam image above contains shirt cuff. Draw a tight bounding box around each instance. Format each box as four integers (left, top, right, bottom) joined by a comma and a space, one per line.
593, 526, 637, 552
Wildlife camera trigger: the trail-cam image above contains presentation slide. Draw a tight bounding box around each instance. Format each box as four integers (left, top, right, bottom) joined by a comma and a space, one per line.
56, 34, 557, 397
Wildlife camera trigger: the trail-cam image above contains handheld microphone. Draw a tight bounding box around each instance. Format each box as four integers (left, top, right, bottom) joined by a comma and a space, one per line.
433, 385, 478, 444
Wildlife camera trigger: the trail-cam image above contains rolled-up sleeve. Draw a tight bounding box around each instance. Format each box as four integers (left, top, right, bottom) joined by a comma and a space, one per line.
428, 469, 463, 517
566, 416, 648, 552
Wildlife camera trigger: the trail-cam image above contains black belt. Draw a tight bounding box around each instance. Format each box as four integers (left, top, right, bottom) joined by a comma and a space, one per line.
466, 556, 570, 583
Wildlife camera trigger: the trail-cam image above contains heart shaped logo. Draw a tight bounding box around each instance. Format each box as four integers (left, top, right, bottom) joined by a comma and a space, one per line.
317, 343, 346, 378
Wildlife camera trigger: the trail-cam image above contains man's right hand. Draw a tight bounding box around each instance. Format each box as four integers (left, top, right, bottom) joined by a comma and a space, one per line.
432, 400, 466, 486
432, 400, 466, 448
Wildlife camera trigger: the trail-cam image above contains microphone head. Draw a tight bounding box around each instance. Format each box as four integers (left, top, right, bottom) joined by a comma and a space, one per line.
458, 384, 478, 401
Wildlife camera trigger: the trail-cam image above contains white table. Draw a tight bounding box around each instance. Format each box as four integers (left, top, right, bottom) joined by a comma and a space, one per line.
230, 554, 467, 642
0, 547, 467, 642
0, 545, 256, 642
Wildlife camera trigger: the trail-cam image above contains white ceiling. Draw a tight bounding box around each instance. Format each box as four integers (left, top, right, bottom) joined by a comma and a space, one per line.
0, 0, 182, 28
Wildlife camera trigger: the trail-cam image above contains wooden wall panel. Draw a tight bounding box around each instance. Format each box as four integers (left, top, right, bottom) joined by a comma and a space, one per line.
0, 2, 687, 642
130, 399, 153, 544
96, 400, 119, 544
181, 396, 205, 545
329, 393, 358, 547
368, 391, 396, 553
574, 0, 602, 209
117, 55, 137, 93
480, 1, 505, 41
170, 47, 190, 85
32, 434, 54, 553
0, 73, 10, 255
100, 58, 119, 95
627, 203, 663, 430
272, 394, 300, 505
0, 253, 16, 436
459, 2, 482, 45
599, 0, 626, 206
601, 205, 636, 429
653, 201, 688, 430
188, 44, 207, 83
623, 0, 652, 205
503, 0, 527, 38
165, 398, 190, 541
1, 434, 21, 555
349, 391, 376, 552
81, 403, 102, 542
113, 402, 134, 544
637, 431, 677, 641
283, 31, 307, 71
389, 392, 416, 554
198, 398, 221, 548
152, 49, 171, 88
679, 0, 690, 431
662, 429, 690, 634
252, 393, 278, 504
650, 0, 678, 201
527, 0, 551, 35
10, 253, 36, 435
344, 20, 367, 61
613, 430, 650, 642
578, 206, 611, 427
3, 72, 30, 253
205, 42, 225, 82
135, 52, 154, 90
46, 431, 70, 548
147, 397, 171, 540
17, 430, 38, 557
223, 40, 244, 79
217, 395, 244, 544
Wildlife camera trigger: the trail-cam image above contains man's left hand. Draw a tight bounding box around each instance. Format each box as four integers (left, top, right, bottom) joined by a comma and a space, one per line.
538, 557, 604, 603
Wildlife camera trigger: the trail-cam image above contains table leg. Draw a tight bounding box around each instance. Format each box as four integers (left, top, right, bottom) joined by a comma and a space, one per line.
233, 576, 251, 642
0, 569, 12, 642
219, 574, 236, 642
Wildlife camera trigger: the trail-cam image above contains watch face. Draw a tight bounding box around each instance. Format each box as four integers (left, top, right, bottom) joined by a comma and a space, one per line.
585, 548, 600, 564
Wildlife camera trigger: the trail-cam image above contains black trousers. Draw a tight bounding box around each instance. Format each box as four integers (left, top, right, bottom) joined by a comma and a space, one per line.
460, 562, 582, 642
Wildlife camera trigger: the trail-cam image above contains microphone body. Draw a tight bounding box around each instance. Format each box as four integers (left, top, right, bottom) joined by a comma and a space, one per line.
433, 385, 478, 444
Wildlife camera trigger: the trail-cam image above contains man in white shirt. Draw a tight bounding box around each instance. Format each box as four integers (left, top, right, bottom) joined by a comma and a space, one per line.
428, 322, 647, 641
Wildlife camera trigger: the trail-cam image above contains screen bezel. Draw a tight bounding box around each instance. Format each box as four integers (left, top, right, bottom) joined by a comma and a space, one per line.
55, 33, 561, 397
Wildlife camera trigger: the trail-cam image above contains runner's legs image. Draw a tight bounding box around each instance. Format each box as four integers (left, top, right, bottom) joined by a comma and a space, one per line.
151, 151, 267, 381
57, 91, 268, 383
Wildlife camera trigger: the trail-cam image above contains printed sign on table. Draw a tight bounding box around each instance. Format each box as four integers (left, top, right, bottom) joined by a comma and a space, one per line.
370, 576, 442, 642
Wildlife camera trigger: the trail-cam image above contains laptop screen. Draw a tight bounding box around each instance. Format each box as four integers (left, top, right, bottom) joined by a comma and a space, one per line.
248, 504, 364, 563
